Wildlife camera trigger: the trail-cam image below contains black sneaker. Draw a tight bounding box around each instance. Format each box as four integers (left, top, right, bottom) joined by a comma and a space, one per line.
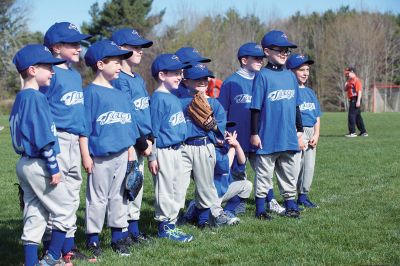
285, 209, 300, 218
197, 221, 212, 230
63, 248, 97, 263
111, 239, 131, 257
125, 232, 150, 246
256, 212, 273, 220
87, 242, 102, 259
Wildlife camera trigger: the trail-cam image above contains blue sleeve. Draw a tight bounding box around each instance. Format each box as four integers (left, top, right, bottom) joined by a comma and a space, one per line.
250, 71, 266, 110
313, 91, 322, 117
82, 89, 93, 137
292, 72, 301, 106
113, 77, 132, 99
218, 80, 230, 113
41, 144, 60, 175
212, 99, 226, 138
150, 96, 162, 139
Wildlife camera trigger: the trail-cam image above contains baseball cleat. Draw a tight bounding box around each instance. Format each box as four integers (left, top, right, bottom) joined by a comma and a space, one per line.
297, 194, 318, 208
37, 253, 72, 266
359, 132, 368, 137
62, 248, 97, 263
111, 239, 131, 257
213, 210, 240, 227
267, 199, 286, 215
344, 133, 357, 137
86, 242, 102, 259
233, 201, 246, 215
256, 212, 273, 220
158, 224, 193, 243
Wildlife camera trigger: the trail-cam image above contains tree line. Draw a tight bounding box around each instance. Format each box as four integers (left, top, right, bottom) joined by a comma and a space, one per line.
1, 0, 399, 113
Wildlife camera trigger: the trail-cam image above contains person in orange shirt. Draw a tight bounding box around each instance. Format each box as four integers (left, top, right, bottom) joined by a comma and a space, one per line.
344, 67, 368, 137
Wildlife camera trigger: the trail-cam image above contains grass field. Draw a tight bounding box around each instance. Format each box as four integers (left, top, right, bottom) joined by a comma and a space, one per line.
0, 112, 399, 266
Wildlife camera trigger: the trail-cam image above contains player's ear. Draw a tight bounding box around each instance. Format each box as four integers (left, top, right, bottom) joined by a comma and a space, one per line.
51, 43, 63, 55
96, 60, 104, 70
263, 48, 270, 57
27, 66, 36, 76
158, 71, 166, 81
241, 57, 248, 66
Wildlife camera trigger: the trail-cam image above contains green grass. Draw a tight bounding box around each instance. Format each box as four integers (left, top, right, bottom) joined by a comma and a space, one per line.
0, 113, 399, 265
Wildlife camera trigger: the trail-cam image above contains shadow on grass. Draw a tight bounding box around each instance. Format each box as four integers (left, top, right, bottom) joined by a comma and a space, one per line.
0, 218, 24, 265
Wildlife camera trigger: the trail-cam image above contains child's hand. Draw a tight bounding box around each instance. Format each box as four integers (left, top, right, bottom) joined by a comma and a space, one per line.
309, 135, 319, 148
225, 131, 239, 147
50, 172, 61, 185
298, 134, 306, 150
82, 155, 93, 174
148, 160, 159, 176
250, 134, 262, 149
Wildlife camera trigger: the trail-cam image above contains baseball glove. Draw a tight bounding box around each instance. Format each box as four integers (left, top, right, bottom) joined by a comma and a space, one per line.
187, 92, 217, 131
125, 160, 144, 201
15, 183, 24, 211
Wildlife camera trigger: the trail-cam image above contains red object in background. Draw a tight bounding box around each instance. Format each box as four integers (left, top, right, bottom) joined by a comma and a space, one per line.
207, 78, 222, 98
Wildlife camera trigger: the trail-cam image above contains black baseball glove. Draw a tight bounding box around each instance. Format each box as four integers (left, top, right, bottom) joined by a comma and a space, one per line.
125, 160, 144, 201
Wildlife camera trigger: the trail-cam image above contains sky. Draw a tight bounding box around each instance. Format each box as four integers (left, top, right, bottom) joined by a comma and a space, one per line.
21, 0, 400, 33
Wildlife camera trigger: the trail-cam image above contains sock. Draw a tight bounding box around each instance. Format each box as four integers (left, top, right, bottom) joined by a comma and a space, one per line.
298, 193, 307, 203
47, 229, 66, 260
266, 189, 275, 202
224, 196, 241, 212
285, 199, 298, 210
87, 233, 99, 246
196, 207, 210, 225
255, 197, 266, 216
111, 228, 124, 243
24, 243, 38, 266
62, 237, 74, 255
128, 220, 139, 237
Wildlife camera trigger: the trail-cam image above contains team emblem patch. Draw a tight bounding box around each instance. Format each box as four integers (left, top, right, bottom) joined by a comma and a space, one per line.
281, 33, 288, 39
171, 55, 180, 61
68, 23, 79, 32
195, 63, 206, 70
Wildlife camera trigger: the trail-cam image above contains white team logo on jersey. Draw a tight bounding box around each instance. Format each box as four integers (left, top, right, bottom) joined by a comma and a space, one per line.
60, 91, 84, 106
234, 94, 252, 104
68, 23, 79, 32
300, 102, 316, 111
268, 90, 295, 101
133, 97, 149, 110
97, 111, 131, 125
169, 111, 186, 126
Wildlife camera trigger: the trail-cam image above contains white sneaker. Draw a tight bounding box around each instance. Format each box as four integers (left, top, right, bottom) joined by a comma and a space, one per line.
345, 133, 358, 137
267, 199, 286, 215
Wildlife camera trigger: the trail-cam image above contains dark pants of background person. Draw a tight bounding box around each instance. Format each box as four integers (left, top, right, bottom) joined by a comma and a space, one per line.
348, 97, 367, 134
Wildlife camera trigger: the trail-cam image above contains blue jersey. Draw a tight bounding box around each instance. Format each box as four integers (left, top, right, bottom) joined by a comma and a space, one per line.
9, 89, 60, 157
299, 86, 321, 127
39, 66, 85, 135
250, 68, 301, 154
150, 88, 187, 148
214, 146, 246, 197
83, 83, 139, 157
171, 83, 190, 98
180, 95, 226, 143
218, 72, 254, 152
112, 71, 152, 137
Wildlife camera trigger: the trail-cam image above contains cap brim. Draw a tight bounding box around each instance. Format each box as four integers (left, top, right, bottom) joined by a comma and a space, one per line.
226, 121, 236, 128
183, 57, 211, 64
185, 72, 215, 80
62, 33, 92, 43
268, 41, 297, 49
125, 39, 153, 48
105, 50, 133, 60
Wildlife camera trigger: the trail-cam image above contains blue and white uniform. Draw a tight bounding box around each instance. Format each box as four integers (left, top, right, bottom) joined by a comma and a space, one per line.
83, 83, 138, 235
39, 66, 85, 244
250, 66, 302, 209
10, 89, 74, 245
112, 71, 152, 226
150, 88, 187, 223
214, 147, 252, 205
171, 83, 191, 98
298, 86, 321, 194
180, 94, 226, 219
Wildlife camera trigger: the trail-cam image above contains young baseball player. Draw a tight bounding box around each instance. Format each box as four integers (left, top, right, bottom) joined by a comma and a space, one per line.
250, 30, 305, 219
149, 53, 193, 242
81, 40, 138, 257
180, 130, 252, 225
110, 28, 153, 244
172, 47, 211, 99
10, 44, 75, 266
179, 63, 239, 228
218, 42, 285, 216
40, 22, 93, 262
287, 54, 321, 208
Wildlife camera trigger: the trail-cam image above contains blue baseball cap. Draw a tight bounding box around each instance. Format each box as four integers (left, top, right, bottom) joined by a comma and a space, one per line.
111, 28, 153, 48
237, 42, 265, 58
286, 54, 315, 69
84, 40, 133, 67
151, 53, 190, 77
183, 63, 215, 80
44, 22, 91, 48
175, 47, 211, 64
261, 30, 297, 48
13, 44, 66, 72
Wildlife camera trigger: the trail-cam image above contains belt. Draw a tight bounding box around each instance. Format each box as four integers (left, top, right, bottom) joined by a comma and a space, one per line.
164, 143, 182, 150
184, 137, 211, 146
